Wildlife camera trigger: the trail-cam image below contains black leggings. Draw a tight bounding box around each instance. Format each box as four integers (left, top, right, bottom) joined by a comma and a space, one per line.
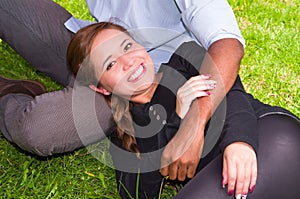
174, 114, 300, 199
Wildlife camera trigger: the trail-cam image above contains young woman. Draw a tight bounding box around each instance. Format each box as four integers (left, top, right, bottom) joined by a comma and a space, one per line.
67, 22, 299, 199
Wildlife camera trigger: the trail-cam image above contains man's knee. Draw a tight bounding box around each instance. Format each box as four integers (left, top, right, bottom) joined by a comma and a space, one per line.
15, 120, 82, 156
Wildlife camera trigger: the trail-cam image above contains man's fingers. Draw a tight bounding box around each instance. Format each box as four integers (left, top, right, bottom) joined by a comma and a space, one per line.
169, 162, 179, 180
186, 164, 197, 179
160, 166, 169, 177
178, 163, 188, 181
160, 161, 198, 181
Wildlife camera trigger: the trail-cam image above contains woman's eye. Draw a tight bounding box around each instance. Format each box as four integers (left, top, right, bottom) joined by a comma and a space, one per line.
124, 42, 132, 52
106, 61, 116, 71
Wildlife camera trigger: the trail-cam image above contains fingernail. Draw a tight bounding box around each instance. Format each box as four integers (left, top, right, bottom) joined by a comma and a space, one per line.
206, 91, 211, 95
241, 195, 247, 199
203, 74, 211, 77
235, 194, 241, 199
250, 185, 255, 193
228, 190, 234, 196
221, 178, 225, 188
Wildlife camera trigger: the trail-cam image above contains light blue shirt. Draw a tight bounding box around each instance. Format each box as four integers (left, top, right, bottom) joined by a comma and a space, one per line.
65, 0, 245, 69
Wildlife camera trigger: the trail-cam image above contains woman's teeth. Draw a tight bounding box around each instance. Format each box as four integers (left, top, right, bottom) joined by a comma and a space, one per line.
129, 65, 144, 81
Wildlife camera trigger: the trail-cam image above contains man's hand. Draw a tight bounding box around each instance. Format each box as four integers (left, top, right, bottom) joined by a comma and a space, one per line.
160, 100, 205, 181
160, 132, 204, 181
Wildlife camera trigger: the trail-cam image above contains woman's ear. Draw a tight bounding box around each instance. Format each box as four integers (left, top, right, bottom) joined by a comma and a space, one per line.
89, 84, 111, 95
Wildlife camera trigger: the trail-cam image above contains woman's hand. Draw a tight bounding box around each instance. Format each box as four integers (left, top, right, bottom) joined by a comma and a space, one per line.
176, 74, 216, 118
222, 142, 257, 199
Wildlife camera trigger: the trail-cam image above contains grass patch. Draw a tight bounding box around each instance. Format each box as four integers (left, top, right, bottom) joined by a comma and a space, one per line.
230, 0, 299, 115
0, 0, 299, 198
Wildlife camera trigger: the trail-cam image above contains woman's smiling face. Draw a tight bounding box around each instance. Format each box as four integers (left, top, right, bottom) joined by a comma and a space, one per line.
89, 28, 155, 99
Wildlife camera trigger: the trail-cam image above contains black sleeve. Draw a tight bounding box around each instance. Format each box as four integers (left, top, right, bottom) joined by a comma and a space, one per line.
219, 76, 258, 153
165, 41, 206, 78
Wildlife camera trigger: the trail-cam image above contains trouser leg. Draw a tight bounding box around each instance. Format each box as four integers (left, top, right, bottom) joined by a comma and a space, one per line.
0, 86, 114, 156
0, 0, 115, 156
174, 114, 300, 199
0, 0, 73, 86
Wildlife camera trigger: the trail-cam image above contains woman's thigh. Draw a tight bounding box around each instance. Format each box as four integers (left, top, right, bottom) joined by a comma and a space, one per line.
174, 114, 300, 199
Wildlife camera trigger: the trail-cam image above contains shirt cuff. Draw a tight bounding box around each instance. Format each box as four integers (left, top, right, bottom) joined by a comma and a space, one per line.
64, 17, 94, 33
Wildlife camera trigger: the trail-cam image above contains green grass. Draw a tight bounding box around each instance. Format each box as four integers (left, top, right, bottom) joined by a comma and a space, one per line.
230, 0, 300, 115
0, 0, 299, 198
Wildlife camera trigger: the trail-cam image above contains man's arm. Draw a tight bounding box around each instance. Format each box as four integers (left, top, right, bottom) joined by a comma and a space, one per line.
160, 38, 244, 180
160, 0, 245, 180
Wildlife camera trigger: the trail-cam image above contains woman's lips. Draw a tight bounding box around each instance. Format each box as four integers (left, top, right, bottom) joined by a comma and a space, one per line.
128, 64, 145, 82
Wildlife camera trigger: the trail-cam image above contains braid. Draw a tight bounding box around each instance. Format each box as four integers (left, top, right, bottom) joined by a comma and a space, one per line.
111, 95, 141, 158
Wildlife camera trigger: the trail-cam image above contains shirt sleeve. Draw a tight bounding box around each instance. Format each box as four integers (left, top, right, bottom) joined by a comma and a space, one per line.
219, 76, 259, 153
175, 0, 245, 50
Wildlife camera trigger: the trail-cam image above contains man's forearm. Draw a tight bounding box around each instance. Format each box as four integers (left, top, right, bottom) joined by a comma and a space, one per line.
160, 38, 244, 179
172, 38, 244, 158
207, 38, 244, 92
192, 38, 244, 127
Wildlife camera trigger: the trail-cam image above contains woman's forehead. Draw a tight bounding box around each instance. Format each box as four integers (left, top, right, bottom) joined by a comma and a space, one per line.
91, 29, 129, 50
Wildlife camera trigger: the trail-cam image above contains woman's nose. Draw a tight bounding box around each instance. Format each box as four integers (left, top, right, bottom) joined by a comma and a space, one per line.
119, 54, 134, 70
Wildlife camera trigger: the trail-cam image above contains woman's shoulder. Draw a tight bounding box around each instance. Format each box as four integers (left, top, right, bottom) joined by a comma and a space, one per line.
159, 41, 206, 79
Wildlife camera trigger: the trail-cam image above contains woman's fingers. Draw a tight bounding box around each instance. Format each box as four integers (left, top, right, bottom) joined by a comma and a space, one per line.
176, 90, 210, 118
222, 156, 228, 188
176, 74, 216, 118
177, 76, 216, 102
235, 162, 247, 199
223, 142, 257, 199
240, 162, 252, 198
179, 75, 216, 94
235, 160, 256, 199
226, 157, 236, 196
249, 157, 257, 193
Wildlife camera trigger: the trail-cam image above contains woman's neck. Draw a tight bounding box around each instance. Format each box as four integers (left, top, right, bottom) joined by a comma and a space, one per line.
130, 73, 163, 104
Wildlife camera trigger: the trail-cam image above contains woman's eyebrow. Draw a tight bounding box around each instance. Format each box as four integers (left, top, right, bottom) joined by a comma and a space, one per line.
120, 39, 129, 47
103, 55, 112, 68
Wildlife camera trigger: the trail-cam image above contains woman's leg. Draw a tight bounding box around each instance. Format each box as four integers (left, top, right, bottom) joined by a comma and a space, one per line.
174, 114, 300, 199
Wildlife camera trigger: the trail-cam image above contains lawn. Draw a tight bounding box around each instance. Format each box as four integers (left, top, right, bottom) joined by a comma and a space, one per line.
0, 0, 299, 198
